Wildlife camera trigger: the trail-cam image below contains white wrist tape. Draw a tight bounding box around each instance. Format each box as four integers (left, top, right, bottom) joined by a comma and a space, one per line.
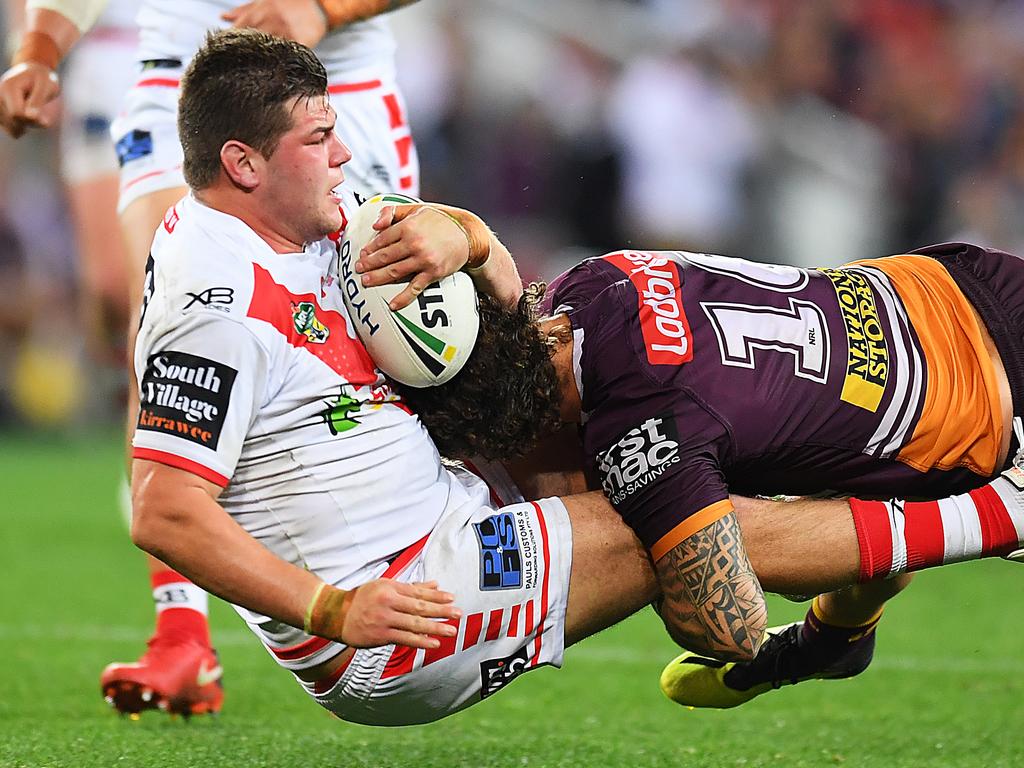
26, 0, 110, 34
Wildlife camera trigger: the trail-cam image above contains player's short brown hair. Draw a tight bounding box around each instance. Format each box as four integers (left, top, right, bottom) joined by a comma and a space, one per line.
394, 285, 564, 461
178, 29, 329, 190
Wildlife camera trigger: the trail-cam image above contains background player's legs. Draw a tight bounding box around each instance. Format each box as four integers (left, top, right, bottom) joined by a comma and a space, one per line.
66, 174, 130, 367
58, 35, 136, 374
100, 184, 223, 716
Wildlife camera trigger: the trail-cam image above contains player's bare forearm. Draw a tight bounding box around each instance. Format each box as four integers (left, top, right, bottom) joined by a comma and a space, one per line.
317, 0, 419, 27
130, 459, 461, 648
21, 6, 87, 51
426, 203, 522, 308
0, 7, 81, 137
357, 203, 523, 310
466, 232, 523, 309
224, 0, 420, 45
131, 459, 324, 631
654, 511, 767, 662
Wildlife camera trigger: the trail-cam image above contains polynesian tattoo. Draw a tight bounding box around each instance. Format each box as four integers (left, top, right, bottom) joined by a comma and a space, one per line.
654, 511, 767, 660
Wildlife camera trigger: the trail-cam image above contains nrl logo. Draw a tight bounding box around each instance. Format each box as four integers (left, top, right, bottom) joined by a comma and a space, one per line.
292, 301, 330, 344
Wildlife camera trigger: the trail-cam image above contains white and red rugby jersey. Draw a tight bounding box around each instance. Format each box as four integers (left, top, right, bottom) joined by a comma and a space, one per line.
94, 0, 138, 31
134, 0, 396, 77
133, 194, 475, 669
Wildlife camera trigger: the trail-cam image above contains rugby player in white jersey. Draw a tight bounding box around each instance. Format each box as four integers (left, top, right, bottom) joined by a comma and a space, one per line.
0, 0, 423, 716
128, 29, 666, 725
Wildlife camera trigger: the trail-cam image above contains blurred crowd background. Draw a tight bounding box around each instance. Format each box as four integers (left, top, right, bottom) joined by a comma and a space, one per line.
3, 0, 1024, 429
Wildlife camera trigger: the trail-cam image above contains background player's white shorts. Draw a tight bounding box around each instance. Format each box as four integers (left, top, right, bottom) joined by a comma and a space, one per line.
302, 478, 573, 726
59, 29, 138, 183
110, 62, 419, 212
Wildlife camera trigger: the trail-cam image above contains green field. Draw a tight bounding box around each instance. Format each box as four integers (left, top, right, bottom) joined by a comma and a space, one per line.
2, 432, 1022, 768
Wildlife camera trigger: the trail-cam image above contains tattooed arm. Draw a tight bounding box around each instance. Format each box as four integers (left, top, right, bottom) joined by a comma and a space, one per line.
654, 510, 767, 662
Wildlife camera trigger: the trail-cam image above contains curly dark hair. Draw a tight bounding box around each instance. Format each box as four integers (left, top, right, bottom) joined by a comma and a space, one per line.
394, 284, 564, 461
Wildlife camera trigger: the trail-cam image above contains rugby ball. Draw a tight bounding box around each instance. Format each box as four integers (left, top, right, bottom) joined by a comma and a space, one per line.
339, 193, 480, 387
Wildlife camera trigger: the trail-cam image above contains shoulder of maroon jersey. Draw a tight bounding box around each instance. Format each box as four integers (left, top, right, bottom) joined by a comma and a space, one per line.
545, 255, 634, 316
588, 251, 696, 380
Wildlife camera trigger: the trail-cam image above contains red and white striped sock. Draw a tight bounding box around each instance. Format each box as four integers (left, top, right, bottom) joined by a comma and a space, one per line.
850, 476, 1024, 581
151, 569, 211, 646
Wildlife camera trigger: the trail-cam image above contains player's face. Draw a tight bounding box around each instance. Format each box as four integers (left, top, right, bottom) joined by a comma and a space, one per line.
263, 94, 351, 244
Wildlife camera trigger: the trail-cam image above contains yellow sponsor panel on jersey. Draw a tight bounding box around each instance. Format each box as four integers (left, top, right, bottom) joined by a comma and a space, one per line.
821, 268, 888, 412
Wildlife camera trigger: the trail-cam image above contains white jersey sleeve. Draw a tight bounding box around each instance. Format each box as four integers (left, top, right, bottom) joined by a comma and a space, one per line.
133, 309, 270, 486
132, 210, 272, 488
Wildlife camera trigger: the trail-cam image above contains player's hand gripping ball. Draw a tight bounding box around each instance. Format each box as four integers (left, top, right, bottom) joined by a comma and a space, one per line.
340, 194, 480, 387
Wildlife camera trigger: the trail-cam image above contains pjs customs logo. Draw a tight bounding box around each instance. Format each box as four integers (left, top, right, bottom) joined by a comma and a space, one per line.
292, 302, 330, 344
598, 415, 681, 505
820, 269, 889, 412
601, 251, 693, 365
479, 646, 532, 698
473, 511, 536, 591
137, 351, 236, 449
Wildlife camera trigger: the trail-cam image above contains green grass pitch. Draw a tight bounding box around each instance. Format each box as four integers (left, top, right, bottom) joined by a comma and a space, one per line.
2, 431, 1023, 767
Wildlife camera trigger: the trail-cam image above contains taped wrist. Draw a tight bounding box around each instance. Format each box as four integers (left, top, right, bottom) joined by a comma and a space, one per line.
304, 583, 357, 642
12, 31, 61, 70
434, 205, 492, 271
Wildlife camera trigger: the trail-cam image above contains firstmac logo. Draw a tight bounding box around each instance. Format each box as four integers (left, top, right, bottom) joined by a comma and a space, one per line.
598, 416, 681, 504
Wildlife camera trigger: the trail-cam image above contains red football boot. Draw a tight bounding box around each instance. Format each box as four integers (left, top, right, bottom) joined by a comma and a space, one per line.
101, 637, 224, 717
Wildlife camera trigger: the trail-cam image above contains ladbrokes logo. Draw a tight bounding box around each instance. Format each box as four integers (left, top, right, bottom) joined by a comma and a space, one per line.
820, 269, 888, 412
137, 351, 236, 449
598, 416, 681, 505
603, 251, 693, 365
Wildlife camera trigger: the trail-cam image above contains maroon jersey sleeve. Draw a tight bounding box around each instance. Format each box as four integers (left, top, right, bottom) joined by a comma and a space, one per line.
543, 259, 619, 317
592, 406, 734, 561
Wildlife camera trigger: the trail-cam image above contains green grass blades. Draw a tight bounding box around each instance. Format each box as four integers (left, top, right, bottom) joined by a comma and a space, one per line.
1, 432, 1023, 767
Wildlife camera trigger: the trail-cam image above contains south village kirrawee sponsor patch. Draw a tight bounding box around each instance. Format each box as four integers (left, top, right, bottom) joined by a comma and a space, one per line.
137, 351, 237, 449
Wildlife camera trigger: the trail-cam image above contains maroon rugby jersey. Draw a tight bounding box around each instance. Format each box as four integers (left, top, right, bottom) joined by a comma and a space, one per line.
545, 250, 1003, 560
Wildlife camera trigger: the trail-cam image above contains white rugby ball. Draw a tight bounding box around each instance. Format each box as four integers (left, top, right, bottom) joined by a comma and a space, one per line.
339, 193, 480, 387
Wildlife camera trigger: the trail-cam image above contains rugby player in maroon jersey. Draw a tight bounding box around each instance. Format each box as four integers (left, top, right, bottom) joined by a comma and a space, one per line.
392, 238, 1024, 709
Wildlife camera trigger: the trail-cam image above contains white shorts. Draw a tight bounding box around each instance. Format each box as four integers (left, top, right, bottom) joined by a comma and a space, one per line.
111, 62, 419, 212
302, 471, 573, 726
59, 28, 138, 183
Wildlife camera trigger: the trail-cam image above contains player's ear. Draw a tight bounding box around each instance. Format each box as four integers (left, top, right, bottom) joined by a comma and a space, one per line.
220, 140, 260, 191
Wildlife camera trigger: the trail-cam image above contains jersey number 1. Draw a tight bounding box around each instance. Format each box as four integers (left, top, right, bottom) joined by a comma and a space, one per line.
702, 299, 829, 383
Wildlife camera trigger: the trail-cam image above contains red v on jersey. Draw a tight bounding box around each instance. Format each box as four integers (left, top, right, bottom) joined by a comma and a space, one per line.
603, 251, 693, 365
247, 263, 378, 384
